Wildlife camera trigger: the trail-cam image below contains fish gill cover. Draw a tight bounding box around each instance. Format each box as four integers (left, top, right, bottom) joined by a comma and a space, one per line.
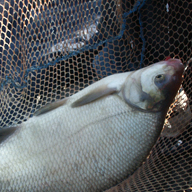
0, 0, 191, 191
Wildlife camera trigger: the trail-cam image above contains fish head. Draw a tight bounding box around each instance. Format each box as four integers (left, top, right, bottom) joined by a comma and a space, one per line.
123, 59, 184, 112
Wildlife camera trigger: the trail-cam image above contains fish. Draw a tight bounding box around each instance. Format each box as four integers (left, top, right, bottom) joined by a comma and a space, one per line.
0, 59, 184, 192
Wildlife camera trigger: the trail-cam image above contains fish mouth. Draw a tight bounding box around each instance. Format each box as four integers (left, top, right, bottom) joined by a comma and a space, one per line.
160, 59, 184, 89
161, 59, 184, 109
166, 59, 184, 78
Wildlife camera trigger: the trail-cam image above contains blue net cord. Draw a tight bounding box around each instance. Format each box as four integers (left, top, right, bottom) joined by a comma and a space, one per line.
0, 0, 146, 91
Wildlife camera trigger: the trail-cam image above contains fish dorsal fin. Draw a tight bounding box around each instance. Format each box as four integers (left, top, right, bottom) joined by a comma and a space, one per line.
71, 72, 130, 107
0, 126, 17, 143
34, 98, 68, 116
71, 85, 117, 107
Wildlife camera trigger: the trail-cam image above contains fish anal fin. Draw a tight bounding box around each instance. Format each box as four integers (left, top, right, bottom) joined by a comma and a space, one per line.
0, 126, 18, 143
71, 85, 117, 108
34, 98, 68, 116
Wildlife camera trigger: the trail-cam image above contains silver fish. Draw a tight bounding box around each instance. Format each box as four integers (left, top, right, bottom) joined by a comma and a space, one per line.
0, 59, 184, 191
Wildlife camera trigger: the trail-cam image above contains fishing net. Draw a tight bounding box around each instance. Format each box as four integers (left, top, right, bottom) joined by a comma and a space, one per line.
0, 0, 191, 191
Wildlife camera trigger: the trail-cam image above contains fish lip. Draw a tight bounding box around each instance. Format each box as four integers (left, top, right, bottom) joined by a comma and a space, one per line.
159, 59, 184, 111
166, 59, 184, 75
165, 59, 184, 87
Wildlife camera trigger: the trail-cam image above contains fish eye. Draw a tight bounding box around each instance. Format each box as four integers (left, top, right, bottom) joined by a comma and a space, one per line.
155, 74, 165, 83
154, 74, 167, 88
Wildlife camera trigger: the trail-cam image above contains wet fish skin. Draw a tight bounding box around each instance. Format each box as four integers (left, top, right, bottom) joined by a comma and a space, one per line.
0, 59, 184, 191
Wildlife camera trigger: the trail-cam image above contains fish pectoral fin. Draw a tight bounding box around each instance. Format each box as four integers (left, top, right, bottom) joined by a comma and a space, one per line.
0, 126, 17, 143
34, 97, 68, 116
71, 85, 117, 108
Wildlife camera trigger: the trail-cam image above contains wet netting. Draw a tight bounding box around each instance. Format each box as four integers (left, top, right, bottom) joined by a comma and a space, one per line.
0, 0, 191, 191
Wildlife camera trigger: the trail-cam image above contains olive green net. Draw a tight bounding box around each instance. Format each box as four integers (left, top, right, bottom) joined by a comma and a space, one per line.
0, 0, 191, 191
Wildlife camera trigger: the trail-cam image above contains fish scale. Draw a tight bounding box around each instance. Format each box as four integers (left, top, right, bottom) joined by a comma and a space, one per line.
0, 95, 163, 191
